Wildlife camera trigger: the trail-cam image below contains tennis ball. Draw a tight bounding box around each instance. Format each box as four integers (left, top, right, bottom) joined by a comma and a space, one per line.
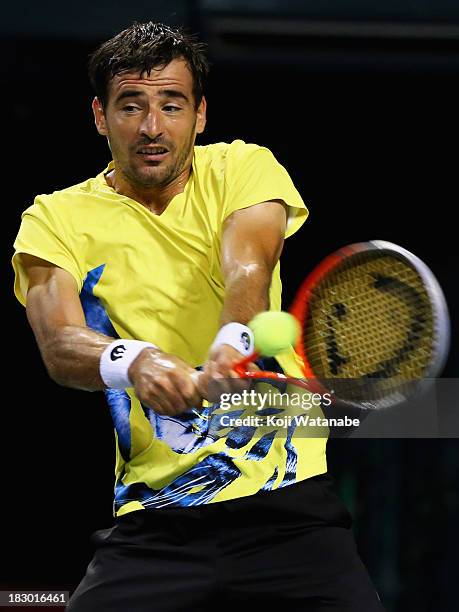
248, 311, 300, 357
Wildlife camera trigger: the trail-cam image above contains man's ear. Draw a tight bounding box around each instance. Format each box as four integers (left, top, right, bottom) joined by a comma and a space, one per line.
195, 96, 207, 135
92, 97, 108, 136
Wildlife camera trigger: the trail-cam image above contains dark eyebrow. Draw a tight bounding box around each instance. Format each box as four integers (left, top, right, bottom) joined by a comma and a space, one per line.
113, 88, 190, 105
114, 90, 144, 104
157, 89, 190, 104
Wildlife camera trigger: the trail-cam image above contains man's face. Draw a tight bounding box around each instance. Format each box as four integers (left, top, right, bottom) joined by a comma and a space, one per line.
92, 58, 206, 189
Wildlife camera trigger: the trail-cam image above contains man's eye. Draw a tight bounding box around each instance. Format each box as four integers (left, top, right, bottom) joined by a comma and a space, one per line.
164, 105, 181, 112
123, 105, 140, 113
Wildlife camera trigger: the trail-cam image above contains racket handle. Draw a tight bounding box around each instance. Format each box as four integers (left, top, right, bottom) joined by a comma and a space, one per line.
192, 359, 312, 396
191, 352, 259, 401
191, 350, 259, 385
233, 351, 259, 376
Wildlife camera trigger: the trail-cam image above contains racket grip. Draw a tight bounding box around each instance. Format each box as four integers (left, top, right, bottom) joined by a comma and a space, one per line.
191, 349, 259, 384
233, 351, 259, 376
191, 353, 259, 401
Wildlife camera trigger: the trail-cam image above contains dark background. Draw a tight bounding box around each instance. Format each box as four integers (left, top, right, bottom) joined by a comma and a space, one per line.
3, 2, 459, 611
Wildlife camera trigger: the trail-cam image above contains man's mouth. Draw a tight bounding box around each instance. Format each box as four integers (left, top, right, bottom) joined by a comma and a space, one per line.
137, 146, 169, 161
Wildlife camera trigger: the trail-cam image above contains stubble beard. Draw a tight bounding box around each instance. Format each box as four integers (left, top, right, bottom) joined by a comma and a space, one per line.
118, 125, 196, 191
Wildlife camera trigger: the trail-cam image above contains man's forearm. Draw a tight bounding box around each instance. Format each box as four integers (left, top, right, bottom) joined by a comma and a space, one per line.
219, 200, 286, 328
40, 325, 114, 391
220, 261, 271, 326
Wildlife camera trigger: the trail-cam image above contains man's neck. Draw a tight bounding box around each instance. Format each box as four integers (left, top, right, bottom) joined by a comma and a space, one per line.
105, 166, 191, 215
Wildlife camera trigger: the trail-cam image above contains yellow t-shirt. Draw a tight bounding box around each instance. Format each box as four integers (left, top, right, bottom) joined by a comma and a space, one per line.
12, 139, 327, 516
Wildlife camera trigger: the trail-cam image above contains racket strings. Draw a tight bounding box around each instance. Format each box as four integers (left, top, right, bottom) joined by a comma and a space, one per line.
302, 252, 434, 402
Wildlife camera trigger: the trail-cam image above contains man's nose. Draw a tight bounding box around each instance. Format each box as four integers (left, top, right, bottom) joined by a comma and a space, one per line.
140, 109, 164, 139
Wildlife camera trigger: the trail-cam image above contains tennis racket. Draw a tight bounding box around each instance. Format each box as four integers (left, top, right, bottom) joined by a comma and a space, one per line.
233, 240, 450, 410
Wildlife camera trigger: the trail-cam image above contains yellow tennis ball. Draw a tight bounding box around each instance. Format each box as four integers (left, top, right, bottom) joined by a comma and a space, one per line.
248, 311, 300, 356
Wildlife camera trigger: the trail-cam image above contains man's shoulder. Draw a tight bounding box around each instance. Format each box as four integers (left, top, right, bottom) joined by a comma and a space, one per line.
195, 139, 272, 166
50, 167, 108, 199
30, 166, 110, 213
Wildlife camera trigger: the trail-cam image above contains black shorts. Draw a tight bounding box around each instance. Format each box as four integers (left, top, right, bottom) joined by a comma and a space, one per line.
67, 474, 384, 611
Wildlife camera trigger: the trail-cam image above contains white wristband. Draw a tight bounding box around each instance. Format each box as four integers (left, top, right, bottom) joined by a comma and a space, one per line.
210, 322, 254, 356
100, 339, 158, 389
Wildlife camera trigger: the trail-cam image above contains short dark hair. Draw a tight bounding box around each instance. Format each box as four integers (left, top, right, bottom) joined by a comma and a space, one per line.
88, 21, 209, 109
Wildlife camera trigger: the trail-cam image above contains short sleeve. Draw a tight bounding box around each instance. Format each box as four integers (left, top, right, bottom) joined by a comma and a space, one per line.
12, 195, 83, 306
223, 140, 308, 238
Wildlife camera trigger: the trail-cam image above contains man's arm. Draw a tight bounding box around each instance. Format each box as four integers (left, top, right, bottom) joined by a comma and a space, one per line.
24, 254, 109, 390
205, 199, 287, 377
22, 253, 202, 414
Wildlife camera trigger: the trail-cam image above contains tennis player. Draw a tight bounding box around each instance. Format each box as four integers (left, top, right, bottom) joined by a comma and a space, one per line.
12, 22, 384, 611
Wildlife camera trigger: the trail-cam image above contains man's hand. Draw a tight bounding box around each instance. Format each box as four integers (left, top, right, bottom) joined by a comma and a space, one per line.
128, 348, 203, 416
202, 344, 258, 401
206, 344, 244, 377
